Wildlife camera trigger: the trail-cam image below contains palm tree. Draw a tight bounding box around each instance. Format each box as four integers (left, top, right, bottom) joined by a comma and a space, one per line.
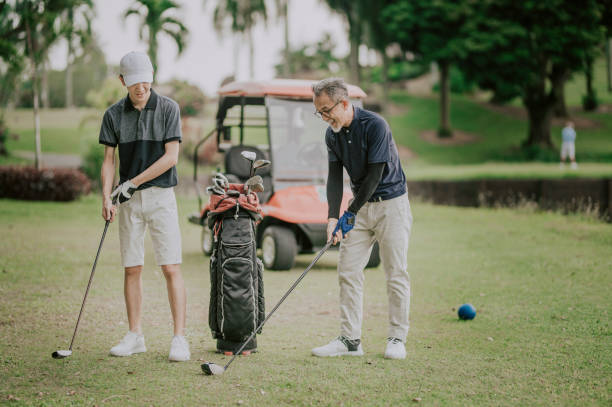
123, 0, 189, 79
275, 0, 290, 77
207, 0, 268, 79
63, 1, 95, 108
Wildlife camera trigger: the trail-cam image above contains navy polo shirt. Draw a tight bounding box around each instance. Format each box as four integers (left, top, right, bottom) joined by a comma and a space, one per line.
325, 106, 406, 201
98, 89, 182, 189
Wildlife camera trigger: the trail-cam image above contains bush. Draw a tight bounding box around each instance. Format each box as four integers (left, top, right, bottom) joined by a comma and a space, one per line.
161, 79, 206, 117
85, 77, 126, 110
0, 166, 91, 201
80, 139, 105, 186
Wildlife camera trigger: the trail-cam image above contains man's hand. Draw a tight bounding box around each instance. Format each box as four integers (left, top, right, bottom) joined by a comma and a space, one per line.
327, 218, 341, 245
110, 180, 137, 204
102, 196, 117, 222
332, 211, 356, 242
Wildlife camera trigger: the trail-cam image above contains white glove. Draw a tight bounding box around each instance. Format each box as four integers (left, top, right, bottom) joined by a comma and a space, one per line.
110, 180, 137, 204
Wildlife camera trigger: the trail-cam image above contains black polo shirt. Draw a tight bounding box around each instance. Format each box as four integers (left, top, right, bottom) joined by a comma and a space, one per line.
98, 89, 182, 189
325, 106, 406, 201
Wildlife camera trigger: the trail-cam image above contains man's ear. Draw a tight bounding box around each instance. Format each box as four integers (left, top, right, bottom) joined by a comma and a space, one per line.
119, 75, 126, 87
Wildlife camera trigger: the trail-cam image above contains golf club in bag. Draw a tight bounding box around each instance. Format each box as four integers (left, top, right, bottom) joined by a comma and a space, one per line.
52, 195, 118, 359
202, 239, 334, 376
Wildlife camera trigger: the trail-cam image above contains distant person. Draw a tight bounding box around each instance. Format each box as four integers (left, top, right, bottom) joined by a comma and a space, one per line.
310, 77, 413, 360
99, 51, 189, 362
560, 121, 577, 169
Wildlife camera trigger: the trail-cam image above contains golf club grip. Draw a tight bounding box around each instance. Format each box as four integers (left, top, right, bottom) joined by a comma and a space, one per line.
68, 195, 118, 350
224, 240, 334, 369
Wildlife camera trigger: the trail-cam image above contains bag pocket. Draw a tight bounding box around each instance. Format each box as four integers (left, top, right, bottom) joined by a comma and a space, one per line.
220, 257, 256, 342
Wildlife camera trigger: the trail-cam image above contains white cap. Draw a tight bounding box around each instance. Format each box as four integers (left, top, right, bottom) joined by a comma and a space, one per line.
120, 51, 154, 86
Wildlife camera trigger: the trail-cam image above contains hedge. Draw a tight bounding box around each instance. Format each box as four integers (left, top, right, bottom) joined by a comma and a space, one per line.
0, 166, 91, 201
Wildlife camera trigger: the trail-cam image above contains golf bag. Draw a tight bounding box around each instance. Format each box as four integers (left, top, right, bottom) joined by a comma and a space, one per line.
207, 184, 265, 354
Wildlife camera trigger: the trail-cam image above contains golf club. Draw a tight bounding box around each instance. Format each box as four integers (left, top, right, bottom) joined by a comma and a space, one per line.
207, 185, 225, 195
201, 239, 334, 376
52, 195, 118, 359
213, 173, 229, 191
245, 175, 264, 195
241, 151, 257, 177
252, 159, 271, 176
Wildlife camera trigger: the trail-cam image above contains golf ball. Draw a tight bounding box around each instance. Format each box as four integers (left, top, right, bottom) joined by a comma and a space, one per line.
458, 303, 476, 320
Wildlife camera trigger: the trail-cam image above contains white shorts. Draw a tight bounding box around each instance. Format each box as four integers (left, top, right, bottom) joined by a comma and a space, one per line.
561, 142, 575, 160
118, 187, 182, 268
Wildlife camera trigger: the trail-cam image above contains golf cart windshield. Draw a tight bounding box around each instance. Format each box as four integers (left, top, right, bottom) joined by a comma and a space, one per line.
266, 97, 329, 185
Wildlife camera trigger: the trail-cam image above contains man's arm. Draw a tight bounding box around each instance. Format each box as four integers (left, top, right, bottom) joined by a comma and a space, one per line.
131, 140, 180, 187
347, 162, 385, 214
326, 160, 343, 244
101, 146, 116, 221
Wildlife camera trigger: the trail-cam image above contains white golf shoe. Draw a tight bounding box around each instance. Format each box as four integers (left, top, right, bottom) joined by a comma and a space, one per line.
312, 336, 363, 357
384, 337, 406, 360
110, 331, 146, 357
168, 335, 190, 362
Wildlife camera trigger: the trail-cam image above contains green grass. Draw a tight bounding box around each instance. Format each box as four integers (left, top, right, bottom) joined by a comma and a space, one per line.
1, 193, 610, 406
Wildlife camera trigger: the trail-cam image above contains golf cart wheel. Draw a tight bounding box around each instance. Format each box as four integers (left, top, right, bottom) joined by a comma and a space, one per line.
201, 223, 214, 256
366, 242, 381, 268
261, 226, 297, 271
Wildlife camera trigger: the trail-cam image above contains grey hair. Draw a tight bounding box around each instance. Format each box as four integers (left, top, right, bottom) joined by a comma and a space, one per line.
312, 77, 348, 101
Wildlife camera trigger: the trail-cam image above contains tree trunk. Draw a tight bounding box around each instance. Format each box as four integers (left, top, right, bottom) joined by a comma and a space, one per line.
149, 30, 158, 81
380, 49, 390, 113
248, 28, 255, 79
40, 60, 49, 109
282, 0, 290, 77
584, 54, 596, 111
33, 71, 42, 170
65, 39, 74, 108
523, 76, 554, 148
552, 78, 569, 118
438, 60, 452, 138
607, 38, 611, 93
233, 33, 240, 77
347, 6, 361, 85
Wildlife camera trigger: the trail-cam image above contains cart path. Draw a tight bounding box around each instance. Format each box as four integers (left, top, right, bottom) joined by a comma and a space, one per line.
12, 150, 82, 168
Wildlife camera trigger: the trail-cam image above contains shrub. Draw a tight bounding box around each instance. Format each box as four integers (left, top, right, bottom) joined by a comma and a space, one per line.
161, 79, 206, 117
0, 166, 91, 201
80, 139, 105, 186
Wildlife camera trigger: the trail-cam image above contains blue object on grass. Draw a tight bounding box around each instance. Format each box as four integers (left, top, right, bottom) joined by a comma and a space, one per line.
458, 303, 476, 320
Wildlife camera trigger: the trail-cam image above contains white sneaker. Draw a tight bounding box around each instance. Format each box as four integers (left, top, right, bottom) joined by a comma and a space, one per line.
312, 336, 363, 357
571, 162, 578, 170
110, 331, 146, 357
169, 335, 190, 362
384, 337, 406, 360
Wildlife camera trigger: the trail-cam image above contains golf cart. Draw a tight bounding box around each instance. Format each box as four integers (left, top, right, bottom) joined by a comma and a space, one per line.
189, 79, 380, 270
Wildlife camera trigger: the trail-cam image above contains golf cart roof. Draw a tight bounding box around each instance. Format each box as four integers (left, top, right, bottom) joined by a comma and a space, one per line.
218, 79, 367, 99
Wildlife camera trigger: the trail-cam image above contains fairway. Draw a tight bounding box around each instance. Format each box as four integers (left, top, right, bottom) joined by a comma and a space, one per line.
1, 193, 610, 406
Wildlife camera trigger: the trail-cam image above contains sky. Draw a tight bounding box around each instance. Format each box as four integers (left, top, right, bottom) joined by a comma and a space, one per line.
49, 0, 352, 96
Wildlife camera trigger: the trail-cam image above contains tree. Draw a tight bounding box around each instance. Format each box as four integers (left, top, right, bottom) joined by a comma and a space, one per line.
207, 0, 268, 79
383, 0, 477, 137
13, 0, 92, 170
123, 0, 189, 80
274, 33, 343, 78
460, 0, 604, 148
63, 1, 94, 108
275, 0, 290, 77
322, 0, 364, 85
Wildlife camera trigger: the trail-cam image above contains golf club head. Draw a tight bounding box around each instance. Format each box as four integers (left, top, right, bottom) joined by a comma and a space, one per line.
246, 176, 264, 193
214, 172, 229, 183
52, 350, 72, 359
253, 159, 271, 173
250, 183, 264, 192
201, 362, 225, 376
241, 151, 256, 162
212, 177, 228, 190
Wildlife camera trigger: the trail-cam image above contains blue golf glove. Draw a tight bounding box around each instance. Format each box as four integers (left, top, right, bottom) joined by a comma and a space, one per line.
333, 211, 356, 238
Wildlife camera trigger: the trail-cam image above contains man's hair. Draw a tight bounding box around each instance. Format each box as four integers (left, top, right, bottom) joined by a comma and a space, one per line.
312, 77, 348, 101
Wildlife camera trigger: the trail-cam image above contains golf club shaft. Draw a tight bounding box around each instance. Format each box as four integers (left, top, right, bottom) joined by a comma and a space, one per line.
67, 197, 117, 351
224, 240, 334, 370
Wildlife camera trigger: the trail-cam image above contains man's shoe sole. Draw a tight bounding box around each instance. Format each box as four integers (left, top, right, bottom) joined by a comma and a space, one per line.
312, 350, 364, 357
109, 346, 147, 357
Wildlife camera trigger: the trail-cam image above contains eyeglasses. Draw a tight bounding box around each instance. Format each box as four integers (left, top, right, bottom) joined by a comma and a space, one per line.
314, 100, 342, 119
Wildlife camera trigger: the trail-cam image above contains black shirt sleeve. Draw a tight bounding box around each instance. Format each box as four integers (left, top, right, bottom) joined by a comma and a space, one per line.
327, 160, 343, 219
347, 162, 385, 214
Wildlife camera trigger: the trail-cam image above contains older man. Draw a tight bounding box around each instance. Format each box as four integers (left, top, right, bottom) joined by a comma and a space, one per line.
311, 77, 413, 359
99, 51, 189, 362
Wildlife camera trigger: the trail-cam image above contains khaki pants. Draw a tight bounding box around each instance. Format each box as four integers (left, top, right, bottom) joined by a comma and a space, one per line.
338, 193, 412, 341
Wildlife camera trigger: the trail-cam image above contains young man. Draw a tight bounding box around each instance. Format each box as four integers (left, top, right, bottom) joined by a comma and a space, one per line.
99, 51, 189, 362
311, 78, 413, 360
560, 121, 578, 169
